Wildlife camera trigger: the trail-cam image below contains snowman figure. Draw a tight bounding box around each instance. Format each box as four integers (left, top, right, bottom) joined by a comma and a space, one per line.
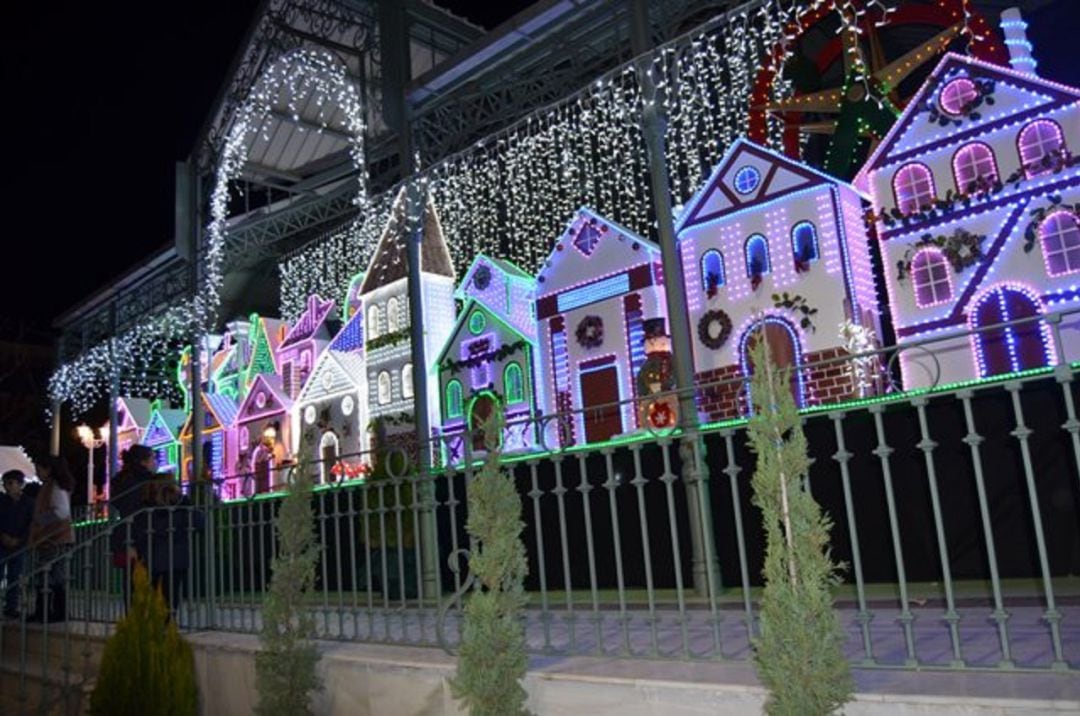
636, 318, 679, 430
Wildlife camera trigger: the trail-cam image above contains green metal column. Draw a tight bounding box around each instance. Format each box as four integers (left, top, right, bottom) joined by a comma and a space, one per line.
628, 0, 720, 597
380, 0, 439, 603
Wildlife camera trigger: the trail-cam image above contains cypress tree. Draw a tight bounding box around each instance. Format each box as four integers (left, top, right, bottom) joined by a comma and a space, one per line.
745, 333, 853, 715
255, 440, 322, 715
451, 407, 530, 716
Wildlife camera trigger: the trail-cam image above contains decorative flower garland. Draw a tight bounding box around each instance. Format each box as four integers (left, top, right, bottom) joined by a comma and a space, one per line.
772, 292, 818, 333
1023, 196, 1079, 254
575, 315, 604, 349
366, 328, 410, 352
922, 76, 996, 127
697, 309, 733, 350
896, 228, 987, 282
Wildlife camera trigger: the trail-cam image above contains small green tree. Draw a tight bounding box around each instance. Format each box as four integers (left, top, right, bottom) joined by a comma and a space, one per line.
745, 332, 853, 716
89, 564, 198, 716
255, 445, 322, 716
451, 408, 530, 716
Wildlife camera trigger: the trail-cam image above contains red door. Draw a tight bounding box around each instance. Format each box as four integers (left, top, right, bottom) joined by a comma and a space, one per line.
469, 393, 499, 451
972, 288, 1050, 377
743, 321, 803, 409
580, 366, 623, 444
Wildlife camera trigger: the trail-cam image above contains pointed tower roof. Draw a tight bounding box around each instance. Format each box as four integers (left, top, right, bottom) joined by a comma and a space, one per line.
280, 295, 336, 348
358, 188, 455, 295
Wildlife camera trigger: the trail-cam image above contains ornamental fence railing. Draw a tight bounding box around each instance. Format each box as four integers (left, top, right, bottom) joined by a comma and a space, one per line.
3, 309, 1079, 712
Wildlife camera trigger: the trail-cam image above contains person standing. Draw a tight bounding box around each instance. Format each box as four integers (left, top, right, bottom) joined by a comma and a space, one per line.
0, 470, 34, 618
109, 445, 158, 607
26, 456, 76, 623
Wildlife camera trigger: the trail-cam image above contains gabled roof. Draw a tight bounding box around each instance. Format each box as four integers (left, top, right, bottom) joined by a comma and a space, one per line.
358, 188, 455, 295
455, 253, 535, 299
237, 373, 291, 423
205, 392, 240, 428
536, 207, 660, 298
116, 397, 153, 431
329, 305, 364, 352
144, 408, 187, 446
676, 139, 856, 234
854, 53, 1080, 191
294, 349, 366, 405
280, 295, 335, 348
434, 298, 535, 367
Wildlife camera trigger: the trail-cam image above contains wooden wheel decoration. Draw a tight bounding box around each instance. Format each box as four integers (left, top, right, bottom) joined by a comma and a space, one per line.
749, 0, 1009, 179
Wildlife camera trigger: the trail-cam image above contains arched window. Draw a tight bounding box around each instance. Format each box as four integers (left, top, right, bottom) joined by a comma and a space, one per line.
791, 222, 819, 264
700, 250, 725, 294
445, 380, 463, 418
892, 163, 936, 215
745, 235, 771, 277
386, 297, 399, 333
1018, 120, 1066, 178
504, 362, 525, 404
911, 249, 953, 307
367, 304, 381, 341
401, 363, 414, 399
952, 142, 999, 193
318, 431, 340, 485
939, 78, 979, 116
377, 371, 391, 405
1040, 211, 1080, 277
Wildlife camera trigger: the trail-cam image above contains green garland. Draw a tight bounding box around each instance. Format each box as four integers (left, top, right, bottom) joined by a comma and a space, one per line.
771, 292, 818, 333
1023, 196, 1079, 254
366, 328, 410, 352
441, 340, 527, 375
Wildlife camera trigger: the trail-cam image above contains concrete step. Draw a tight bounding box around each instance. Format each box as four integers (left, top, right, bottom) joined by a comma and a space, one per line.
0, 656, 93, 716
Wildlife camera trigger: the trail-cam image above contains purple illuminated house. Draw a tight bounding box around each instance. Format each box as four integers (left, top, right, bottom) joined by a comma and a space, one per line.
277, 295, 337, 400
855, 46, 1080, 388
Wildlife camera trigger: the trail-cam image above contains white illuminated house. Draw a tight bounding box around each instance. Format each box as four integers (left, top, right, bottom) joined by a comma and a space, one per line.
358, 188, 456, 454
855, 32, 1080, 388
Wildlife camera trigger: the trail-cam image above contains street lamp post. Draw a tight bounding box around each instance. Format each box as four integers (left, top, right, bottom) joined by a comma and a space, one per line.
76, 424, 109, 516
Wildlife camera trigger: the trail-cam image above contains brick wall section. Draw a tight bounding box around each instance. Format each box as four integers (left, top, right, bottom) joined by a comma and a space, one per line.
695, 365, 743, 422
694, 346, 867, 422
802, 347, 859, 406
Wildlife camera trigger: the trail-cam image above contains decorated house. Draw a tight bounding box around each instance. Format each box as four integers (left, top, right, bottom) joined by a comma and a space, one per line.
114, 397, 153, 458
855, 42, 1080, 388
244, 314, 290, 390
142, 401, 187, 475
277, 295, 337, 400
435, 298, 539, 462
534, 208, 667, 447
358, 188, 455, 458
292, 350, 368, 484
179, 392, 239, 487
232, 373, 294, 497
677, 138, 882, 421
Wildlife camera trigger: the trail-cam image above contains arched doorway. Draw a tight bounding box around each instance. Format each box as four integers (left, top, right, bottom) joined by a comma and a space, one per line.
970, 287, 1052, 377
740, 317, 804, 412
319, 431, 340, 484
468, 392, 501, 452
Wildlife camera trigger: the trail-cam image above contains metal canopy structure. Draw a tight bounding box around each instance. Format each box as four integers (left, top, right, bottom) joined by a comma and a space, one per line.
51, 0, 1035, 382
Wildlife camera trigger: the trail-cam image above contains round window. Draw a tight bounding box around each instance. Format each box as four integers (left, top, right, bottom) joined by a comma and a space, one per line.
255, 391, 267, 408
341, 395, 355, 416
733, 166, 761, 195
304, 405, 317, 425
939, 78, 978, 117
321, 370, 335, 391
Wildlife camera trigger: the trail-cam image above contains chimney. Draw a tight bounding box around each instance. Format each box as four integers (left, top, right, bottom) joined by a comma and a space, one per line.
1000, 8, 1038, 75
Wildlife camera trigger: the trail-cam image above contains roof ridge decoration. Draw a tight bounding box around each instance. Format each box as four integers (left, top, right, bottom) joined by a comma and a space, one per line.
358, 188, 455, 295
676, 138, 855, 233
281, 295, 336, 347
238, 372, 292, 422
854, 52, 1080, 190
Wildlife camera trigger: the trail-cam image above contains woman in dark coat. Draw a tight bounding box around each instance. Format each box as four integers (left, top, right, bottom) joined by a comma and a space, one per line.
133, 480, 205, 616
109, 445, 158, 605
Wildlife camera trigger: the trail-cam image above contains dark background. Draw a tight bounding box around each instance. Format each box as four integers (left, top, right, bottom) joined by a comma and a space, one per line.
3, 1, 1078, 327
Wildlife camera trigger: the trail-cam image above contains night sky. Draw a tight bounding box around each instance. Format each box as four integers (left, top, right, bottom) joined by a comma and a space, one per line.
3, 1, 1077, 329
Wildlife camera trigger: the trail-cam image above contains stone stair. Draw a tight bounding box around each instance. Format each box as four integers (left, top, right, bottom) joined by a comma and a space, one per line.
0, 622, 108, 715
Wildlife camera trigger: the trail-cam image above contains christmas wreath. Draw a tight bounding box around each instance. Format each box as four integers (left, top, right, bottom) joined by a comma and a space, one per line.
472, 263, 492, 290
575, 315, 604, 349
697, 309, 732, 350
